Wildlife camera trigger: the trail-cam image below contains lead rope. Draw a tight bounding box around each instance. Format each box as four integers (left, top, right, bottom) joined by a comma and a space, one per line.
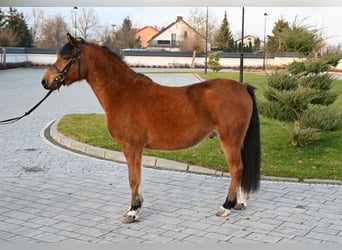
0, 89, 54, 125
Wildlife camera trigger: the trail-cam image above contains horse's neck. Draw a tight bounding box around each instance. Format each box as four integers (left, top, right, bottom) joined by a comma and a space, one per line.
85, 48, 137, 113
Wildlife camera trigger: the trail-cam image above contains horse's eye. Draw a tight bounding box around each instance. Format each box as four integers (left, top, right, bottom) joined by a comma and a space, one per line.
63, 56, 70, 60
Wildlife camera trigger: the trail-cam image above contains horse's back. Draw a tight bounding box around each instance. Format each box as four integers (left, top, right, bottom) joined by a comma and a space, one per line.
190, 78, 252, 118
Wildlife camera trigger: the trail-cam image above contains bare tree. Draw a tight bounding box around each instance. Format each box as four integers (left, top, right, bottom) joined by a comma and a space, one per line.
186, 8, 218, 67
77, 7, 99, 40
187, 7, 217, 41
29, 8, 45, 47
97, 24, 115, 47
179, 31, 204, 68
39, 14, 68, 49
0, 26, 18, 66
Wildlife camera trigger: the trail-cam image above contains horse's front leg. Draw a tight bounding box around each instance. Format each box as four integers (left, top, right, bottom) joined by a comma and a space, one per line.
121, 143, 144, 224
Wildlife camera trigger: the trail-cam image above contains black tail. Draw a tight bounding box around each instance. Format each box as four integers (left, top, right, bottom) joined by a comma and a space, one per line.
241, 85, 261, 193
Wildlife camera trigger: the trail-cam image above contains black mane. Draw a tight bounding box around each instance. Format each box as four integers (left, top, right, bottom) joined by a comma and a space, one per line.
60, 38, 123, 60
100, 46, 123, 60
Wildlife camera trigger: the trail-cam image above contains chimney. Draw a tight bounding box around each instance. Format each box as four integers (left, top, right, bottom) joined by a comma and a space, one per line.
176, 16, 183, 22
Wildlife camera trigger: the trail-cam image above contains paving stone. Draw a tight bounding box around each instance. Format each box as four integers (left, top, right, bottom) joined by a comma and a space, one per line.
246, 232, 282, 243
203, 232, 231, 241
305, 232, 342, 243
31, 232, 67, 243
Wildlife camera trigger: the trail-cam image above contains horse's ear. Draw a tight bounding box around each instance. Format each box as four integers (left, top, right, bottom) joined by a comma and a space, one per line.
67, 32, 80, 48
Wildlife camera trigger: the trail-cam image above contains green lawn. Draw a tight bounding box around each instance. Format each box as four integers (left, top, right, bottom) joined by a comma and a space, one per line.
57, 72, 342, 180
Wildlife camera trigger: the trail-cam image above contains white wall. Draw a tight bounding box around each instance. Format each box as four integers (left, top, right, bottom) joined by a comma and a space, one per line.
3, 52, 342, 70
1, 53, 56, 65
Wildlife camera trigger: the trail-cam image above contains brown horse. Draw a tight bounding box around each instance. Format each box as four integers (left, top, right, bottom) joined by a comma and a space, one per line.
42, 33, 261, 223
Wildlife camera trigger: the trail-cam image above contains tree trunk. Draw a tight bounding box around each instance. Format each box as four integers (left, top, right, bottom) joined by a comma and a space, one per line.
2, 47, 7, 67
191, 50, 196, 68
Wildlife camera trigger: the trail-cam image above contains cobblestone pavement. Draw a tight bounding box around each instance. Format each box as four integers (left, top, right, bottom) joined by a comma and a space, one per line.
0, 68, 341, 243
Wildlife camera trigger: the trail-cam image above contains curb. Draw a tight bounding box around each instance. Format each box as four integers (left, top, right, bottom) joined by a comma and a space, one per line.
46, 119, 342, 185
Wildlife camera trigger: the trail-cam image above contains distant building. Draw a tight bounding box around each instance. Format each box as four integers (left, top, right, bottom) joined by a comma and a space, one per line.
135, 26, 160, 48
148, 16, 211, 52
235, 35, 264, 52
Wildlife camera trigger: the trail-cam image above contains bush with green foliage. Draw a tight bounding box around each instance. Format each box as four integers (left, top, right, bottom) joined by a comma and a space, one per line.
291, 121, 320, 147
288, 53, 342, 75
260, 53, 342, 146
261, 72, 323, 121
300, 106, 342, 131
208, 51, 223, 72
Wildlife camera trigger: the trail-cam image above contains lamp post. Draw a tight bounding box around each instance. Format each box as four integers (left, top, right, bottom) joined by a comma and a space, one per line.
112, 24, 116, 49
239, 6, 245, 83
73, 7, 78, 37
205, 6, 208, 74
263, 12, 268, 71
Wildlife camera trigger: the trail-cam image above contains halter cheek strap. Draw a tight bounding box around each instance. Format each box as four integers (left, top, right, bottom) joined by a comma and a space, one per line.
51, 40, 83, 89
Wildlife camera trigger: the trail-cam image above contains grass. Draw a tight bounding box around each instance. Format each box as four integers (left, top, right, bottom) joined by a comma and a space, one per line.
57, 71, 342, 180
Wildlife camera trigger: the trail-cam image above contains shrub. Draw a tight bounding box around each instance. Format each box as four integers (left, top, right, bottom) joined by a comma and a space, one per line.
287, 61, 306, 75
291, 127, 320, 147
291, 121, 320, 147
259, 101, 298, 121
300, 106, 342, 131
288, 53, 342, 76
261, 53, 342, 147
208, 51, 223, 72
298, 73, 338, 105
309, 90, 339, 106
299, 73, 334, 91
262, 86, 316, 121
266, 72, 298, 90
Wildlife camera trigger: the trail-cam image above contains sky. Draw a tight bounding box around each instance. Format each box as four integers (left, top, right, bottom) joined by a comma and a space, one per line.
13, 6, 342, 46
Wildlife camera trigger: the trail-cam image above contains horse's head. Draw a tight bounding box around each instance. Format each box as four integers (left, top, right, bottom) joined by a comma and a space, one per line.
42, 33, 84, 90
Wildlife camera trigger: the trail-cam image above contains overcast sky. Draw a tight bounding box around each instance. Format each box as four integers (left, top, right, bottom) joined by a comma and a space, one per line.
14, 6, 342, 46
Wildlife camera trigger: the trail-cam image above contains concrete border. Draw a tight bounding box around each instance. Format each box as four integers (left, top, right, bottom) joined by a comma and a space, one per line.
46, 119, 342, 185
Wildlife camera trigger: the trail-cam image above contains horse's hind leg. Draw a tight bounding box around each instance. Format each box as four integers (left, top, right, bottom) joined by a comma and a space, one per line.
236, 189, 249, 210
216, 140, 245, 217
121, 144, 144, 223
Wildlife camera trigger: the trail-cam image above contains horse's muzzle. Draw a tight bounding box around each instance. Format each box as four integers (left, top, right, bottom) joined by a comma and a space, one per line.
41, 78, 61, 90
41, 79, 50, 90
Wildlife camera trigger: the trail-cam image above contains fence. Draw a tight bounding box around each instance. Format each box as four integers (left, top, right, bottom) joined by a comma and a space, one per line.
1, 47, 342, 70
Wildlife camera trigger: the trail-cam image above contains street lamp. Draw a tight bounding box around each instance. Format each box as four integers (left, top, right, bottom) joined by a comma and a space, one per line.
263, 12, 268, 71
239, 6, 245, 83
205, 7, 208, 74
112, 24, 116, 49
73, 7, 78, 37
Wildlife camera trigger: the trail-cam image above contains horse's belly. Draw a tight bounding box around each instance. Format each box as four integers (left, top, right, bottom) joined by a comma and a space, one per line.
145, 127, 214, 151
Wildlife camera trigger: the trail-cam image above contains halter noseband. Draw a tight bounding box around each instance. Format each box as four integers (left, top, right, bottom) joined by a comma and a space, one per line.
51, 40, 83, 90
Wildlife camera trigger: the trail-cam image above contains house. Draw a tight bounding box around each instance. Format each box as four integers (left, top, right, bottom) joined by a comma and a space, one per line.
148, 16, 210, 52
135, 26, 160, 48
235, 35, 264, 51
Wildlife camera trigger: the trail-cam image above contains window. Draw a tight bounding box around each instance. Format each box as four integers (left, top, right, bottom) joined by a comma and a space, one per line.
157, 40, 171, 45
171, 33, 176, 46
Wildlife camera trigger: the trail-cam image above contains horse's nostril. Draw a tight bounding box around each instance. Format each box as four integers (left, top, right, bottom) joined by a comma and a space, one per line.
41, 79, 49, 89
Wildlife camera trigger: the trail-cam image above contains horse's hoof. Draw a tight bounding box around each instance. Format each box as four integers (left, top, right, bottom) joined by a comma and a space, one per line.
216, 206, 231, 217
122, 209, 140, 224
122, 215, 138, 224
234, 202, 247, 210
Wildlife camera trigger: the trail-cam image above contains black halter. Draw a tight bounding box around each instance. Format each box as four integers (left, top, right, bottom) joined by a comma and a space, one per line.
51, 40, 83, 90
